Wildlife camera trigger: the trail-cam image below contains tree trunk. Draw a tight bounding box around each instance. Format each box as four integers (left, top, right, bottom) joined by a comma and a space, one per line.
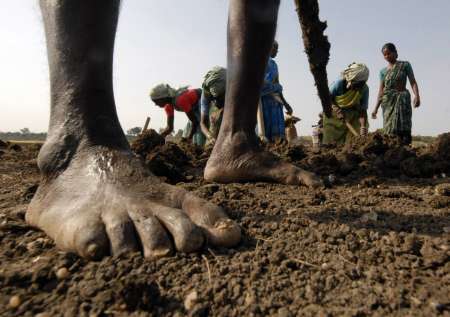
294, 0, 332, 117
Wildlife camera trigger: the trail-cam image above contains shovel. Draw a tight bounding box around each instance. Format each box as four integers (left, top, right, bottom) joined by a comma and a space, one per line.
344, 120, 359, 137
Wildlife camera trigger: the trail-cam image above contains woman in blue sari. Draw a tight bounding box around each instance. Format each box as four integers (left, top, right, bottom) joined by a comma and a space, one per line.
260, 41, 293, 141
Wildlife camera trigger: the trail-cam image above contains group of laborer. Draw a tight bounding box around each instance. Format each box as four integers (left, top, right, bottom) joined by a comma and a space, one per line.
150, 42, 421, 147
149, 40, 293, 147
321, 42, 421, 146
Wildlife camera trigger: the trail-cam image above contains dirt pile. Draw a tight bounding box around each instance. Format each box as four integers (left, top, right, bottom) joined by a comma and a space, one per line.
427, 132, 450, 161
130, 129, 165, 155
131, 130, 208, 183
297, 132, 450, 179
1, 141, 23, 152
131, 131, 450, 183
407, 132, 450, 178
264, 138, 308, 162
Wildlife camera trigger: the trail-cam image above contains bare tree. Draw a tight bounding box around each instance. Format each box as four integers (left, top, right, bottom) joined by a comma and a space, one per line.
294, 0, 332, 116
126, 127, 142, 136
20, 127, 31, 134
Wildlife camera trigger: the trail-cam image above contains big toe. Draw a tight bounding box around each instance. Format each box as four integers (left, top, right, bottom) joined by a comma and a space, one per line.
182, 195, 241, 247
206, 218, 241, 247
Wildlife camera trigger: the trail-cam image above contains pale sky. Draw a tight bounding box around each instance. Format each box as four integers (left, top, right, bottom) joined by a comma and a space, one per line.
1, 1, 449, 136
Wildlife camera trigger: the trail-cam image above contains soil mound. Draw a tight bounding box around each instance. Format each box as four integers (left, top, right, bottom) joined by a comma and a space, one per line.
264, 139, 307, 162
173, 139, 210, 168
7, 143, 22, 152
399, 133, 450, 178
144, 143, 190, 183
425, 132, 450, 161
131, 130, 449, 182
344, 132, 404, 157
131, 129, 165, 156
341, 132, 416, 177
300, 132, 449, 179
131, 130, 206, 183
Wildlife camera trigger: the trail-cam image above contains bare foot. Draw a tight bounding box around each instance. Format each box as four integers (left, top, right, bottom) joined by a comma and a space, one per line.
205, 132, 323, 188
26, 146, 240, 260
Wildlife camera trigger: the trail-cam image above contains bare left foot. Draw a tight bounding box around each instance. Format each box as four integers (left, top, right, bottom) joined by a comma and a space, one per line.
205, 132, 323, 188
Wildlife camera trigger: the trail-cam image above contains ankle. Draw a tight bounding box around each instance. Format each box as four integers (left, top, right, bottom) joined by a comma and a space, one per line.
216, 129, 259, 153
38, 129, 80, 176
38, 123, 129, 176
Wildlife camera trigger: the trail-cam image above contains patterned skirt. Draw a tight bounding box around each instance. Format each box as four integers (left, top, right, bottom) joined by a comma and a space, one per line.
323, 106, 361, 145
381, 89, 412, 135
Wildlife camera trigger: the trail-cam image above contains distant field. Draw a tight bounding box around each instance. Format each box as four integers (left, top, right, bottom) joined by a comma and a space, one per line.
1, 135, 136, 144
7, 140, 44, 145
1, 133, 437, 147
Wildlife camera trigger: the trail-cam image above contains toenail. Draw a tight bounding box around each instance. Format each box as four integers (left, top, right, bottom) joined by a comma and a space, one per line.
86, 243, 99, 258
151, 247, 172, 259
215, 219, 235, 230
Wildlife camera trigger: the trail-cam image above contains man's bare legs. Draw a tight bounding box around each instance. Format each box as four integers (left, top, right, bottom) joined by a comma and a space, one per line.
205, 0, 322, 187
26, 0, 240, 259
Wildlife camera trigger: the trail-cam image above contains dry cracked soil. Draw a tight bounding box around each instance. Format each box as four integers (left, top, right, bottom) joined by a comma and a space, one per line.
0, 133, 449, 317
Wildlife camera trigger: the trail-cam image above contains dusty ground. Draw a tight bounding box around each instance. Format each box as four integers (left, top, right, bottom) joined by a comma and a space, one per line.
0, 133, 449, 317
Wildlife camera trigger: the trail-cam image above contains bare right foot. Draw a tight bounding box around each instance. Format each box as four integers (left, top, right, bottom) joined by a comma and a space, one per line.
205, 131, 323, 188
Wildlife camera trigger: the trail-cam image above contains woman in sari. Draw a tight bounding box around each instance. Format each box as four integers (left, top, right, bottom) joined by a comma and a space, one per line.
260, 40, 293, 142
323, 63, 370, 145
200, 66, 226, 145
371, 43, 421, 145
150, 84, 205, 145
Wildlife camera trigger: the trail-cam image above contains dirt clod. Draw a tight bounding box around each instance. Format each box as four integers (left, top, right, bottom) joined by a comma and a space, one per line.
56, 267, 69, 280
360, 211, 378, 223
8, 295, 21, 308
8, 143, 22, 152
184, 290, 199, 311
435, 183, 450, 196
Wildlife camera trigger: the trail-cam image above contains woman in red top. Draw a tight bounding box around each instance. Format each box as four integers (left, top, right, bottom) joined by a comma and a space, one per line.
150, 84, 203, 143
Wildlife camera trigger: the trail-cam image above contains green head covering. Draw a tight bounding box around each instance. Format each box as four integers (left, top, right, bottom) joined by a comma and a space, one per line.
149, 83, 176, 100
203, 66, 226, 98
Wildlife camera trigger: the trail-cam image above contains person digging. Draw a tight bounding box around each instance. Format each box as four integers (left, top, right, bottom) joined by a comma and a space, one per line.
150, 84, 205, 146
323, 63, 370, 145
199, 66, 227, 147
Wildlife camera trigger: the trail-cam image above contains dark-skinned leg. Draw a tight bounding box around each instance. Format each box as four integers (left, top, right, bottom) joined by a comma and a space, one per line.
205, 0, 322, 187
26, 0, 240, 260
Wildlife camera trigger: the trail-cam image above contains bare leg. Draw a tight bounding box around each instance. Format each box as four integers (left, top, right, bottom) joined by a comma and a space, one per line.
27, 0, 240, 259
205, 0, 322, 187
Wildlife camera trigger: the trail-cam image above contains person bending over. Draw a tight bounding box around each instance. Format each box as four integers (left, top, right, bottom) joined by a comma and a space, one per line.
150, 84, 205, 145
200, 66, 227, 145
323, 63, 369, 145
